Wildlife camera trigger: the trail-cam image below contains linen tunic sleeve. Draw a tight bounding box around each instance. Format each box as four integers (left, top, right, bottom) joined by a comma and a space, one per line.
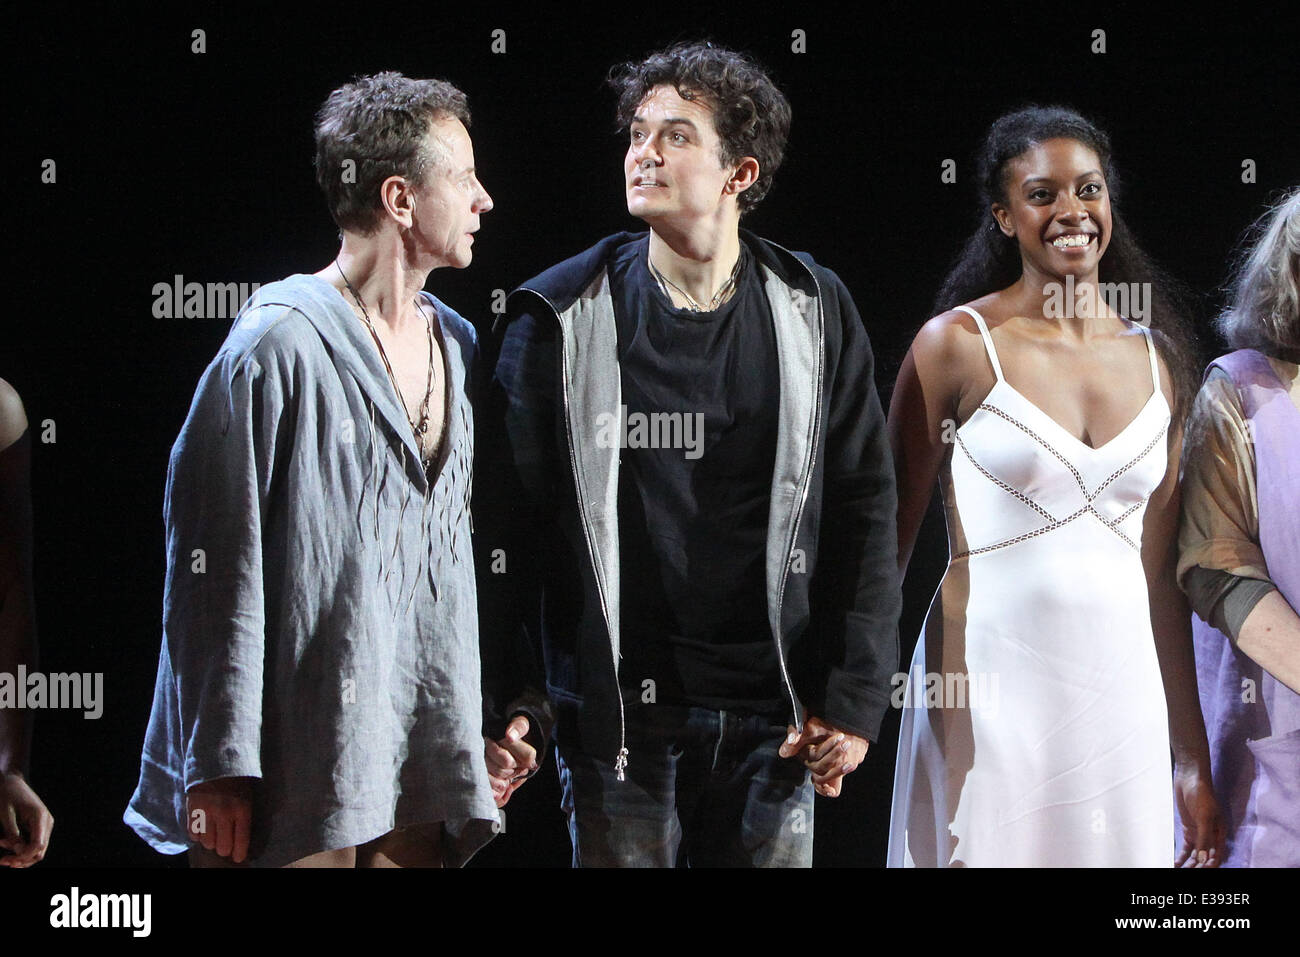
162, 339, 293, 789
1177, 368, 1276, 627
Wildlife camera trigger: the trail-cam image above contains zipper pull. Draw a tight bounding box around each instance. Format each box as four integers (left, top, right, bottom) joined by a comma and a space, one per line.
614, 747, 629, 782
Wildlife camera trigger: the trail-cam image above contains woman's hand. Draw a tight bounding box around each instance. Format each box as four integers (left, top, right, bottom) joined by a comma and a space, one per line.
1173, 761, 1224, 867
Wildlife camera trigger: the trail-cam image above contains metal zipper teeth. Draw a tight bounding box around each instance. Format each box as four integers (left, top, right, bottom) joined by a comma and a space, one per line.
765, 246, 825, 732
517, 285, 629, 778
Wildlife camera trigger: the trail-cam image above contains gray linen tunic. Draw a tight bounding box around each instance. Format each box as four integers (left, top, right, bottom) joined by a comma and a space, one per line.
125, 274, 498, 866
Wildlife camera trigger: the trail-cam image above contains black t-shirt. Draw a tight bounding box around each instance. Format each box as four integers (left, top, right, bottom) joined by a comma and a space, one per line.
609, 236, 787, 717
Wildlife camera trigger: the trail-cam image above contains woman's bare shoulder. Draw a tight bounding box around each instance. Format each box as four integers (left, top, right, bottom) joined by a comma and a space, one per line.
0, 377, 28, 451
912, 307, 983, 355
908, 303, 994, 383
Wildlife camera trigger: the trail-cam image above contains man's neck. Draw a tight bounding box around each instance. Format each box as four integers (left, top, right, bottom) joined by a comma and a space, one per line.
646, 219, 744, 310
317, 230, 431, 335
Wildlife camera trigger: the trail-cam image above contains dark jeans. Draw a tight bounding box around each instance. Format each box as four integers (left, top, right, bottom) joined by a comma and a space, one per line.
555, 704, 814, 867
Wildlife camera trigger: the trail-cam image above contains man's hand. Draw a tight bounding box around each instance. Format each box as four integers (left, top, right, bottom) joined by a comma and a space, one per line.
0, 771, 54, 867
484, 715, 539, 808
185, 776, 255, 863
778, 715, 869, 798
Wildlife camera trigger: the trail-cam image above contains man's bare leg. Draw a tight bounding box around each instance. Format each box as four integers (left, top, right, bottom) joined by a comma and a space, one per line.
284, 847, 357, 867
188, 822, 442, 867
188, 845, 357, 867
356, 822, 444, 868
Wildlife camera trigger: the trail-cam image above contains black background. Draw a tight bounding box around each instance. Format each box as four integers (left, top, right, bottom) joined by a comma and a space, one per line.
7, 1, 1298, 879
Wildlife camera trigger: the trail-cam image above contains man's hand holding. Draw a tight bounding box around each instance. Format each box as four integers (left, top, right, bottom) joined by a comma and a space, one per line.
779, 715, 869, 798
0, 771, 54, 867
186, 776, 255, 863
484, 715, 539, 808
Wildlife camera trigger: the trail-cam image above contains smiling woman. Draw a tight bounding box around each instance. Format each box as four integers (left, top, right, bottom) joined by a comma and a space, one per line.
932, 107, 1201, 417
886, 106, 1223, 867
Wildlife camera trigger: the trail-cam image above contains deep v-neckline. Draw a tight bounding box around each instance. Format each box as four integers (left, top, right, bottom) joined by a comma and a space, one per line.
986, 378, 1167, 454
952, 303, 1168, 454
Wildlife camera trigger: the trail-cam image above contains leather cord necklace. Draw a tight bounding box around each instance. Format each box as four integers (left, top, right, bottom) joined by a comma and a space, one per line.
335, 261, 437, 469
647, 247, 744, 312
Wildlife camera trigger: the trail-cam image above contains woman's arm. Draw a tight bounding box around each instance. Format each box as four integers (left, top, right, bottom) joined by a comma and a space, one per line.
0, 378, 33, 778
1237, 591, 1300, 693
0, 378, 55, 867
888, 313, 973, 575
1141, 374, 1224, 866
1178, 370, 1300, 692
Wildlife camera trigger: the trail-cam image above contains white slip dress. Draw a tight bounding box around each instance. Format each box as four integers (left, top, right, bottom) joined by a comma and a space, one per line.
887, 305, 1174, 866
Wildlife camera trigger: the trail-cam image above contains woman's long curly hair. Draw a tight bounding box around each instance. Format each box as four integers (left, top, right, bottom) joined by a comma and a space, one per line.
933, 105, 1202, 423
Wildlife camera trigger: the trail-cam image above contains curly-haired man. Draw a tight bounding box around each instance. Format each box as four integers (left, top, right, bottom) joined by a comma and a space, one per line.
479, 42, 901, 866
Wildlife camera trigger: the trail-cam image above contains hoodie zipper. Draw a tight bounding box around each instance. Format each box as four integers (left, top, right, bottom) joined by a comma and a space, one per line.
518, 285, 630, 779
516, 241, 821, 770
764, 244, 825, 733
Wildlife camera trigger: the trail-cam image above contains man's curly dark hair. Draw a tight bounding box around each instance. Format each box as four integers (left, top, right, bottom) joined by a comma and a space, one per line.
609, 41, 792, 214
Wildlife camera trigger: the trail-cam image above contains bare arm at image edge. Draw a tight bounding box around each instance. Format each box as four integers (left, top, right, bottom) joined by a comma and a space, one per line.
0, 378, 55, 867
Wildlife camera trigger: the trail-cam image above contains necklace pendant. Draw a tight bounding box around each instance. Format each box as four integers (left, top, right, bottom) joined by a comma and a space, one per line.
416, 421, 427, 435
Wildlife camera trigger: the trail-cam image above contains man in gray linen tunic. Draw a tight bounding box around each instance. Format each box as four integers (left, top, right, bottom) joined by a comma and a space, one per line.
125, 276, 496, 867
125, 72, 499, 867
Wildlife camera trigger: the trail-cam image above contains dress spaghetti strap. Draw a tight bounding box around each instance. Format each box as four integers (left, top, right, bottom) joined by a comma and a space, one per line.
1138, 325, 1161, 394
890, 308, 1176, 867
953, 304, 1005, 382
